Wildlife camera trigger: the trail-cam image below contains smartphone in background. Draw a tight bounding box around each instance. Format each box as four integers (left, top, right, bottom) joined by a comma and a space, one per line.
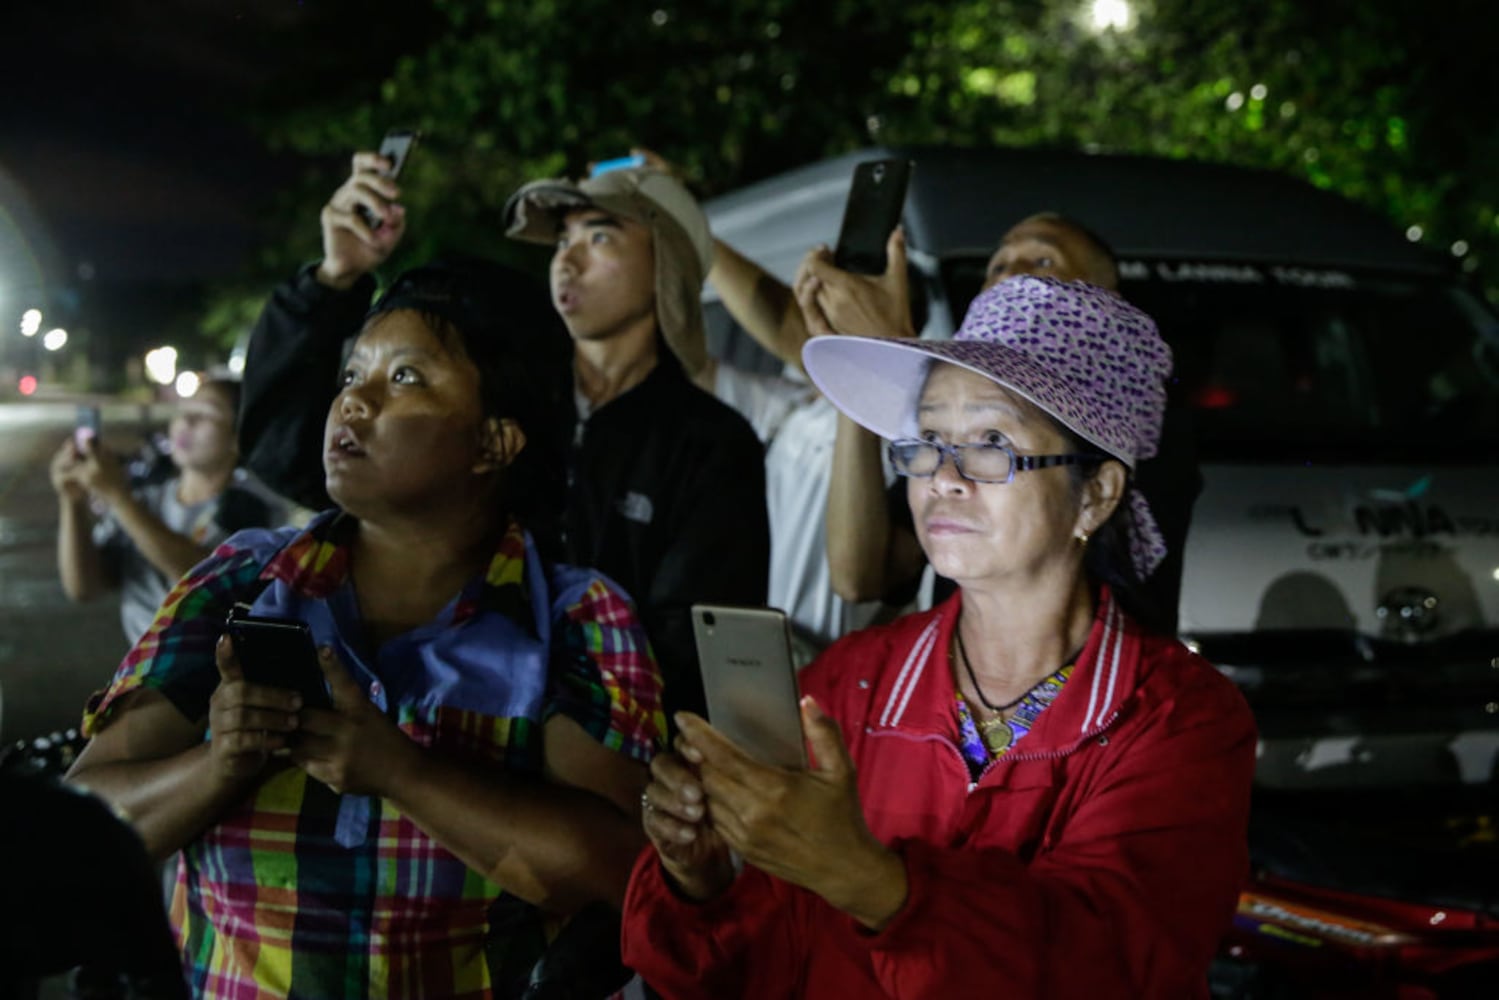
590, 153, 646, 178
832, 158, 914, 275
359, 128, 421, 229
692, 604, 806, 768
74, 405, 101, 452
377, 128, 420, 179
224, 608, 332, 711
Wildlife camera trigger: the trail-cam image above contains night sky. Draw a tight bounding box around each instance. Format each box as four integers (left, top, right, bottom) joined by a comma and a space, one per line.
2, 1, 440, 366
3, 2, 301, 287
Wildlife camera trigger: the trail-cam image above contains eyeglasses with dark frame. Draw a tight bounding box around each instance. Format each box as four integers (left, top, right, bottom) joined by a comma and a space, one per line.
887, 437, 1100, 484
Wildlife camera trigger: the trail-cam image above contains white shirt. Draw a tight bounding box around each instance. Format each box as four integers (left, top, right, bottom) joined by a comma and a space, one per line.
714, 364, 886, 656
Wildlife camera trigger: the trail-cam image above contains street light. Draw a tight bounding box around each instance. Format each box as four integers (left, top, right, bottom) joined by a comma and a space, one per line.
144, 346, 178, 386
20, 309, 42, 337
42, 328, 68, 352
1087, 0, 1135, 32
175, 371, 201, 398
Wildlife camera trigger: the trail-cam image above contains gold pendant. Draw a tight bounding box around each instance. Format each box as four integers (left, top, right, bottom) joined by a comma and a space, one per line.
978, 716, 1013, 754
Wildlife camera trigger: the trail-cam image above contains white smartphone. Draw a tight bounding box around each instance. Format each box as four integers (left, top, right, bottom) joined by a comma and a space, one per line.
691, 604, 806, 769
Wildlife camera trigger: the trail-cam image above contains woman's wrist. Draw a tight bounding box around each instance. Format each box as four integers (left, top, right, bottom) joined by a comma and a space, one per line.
660, 853, 737, 903
825, 840, 909, 931
314, 259, 365, 292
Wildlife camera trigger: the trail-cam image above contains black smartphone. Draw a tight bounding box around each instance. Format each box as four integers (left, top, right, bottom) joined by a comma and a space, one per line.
692, 604, 806, 768
224, 608, 332, 710
74, 404, 101, 451
359, 128, 421, 229
833, 158, 914, 275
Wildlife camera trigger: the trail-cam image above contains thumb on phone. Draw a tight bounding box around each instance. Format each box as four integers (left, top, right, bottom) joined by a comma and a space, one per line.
316, 646, 363, 711
882, 226, 907, 278
215, 633, 245, 685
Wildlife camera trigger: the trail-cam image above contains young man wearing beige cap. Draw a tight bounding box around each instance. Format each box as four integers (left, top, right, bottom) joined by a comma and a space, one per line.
504, 164, 770, 720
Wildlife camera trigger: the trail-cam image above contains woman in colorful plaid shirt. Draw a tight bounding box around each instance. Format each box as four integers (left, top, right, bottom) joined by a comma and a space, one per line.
67, 259, 665, 998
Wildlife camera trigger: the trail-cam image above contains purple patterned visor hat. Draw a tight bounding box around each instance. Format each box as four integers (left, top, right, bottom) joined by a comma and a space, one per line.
802, 275, 1174, 578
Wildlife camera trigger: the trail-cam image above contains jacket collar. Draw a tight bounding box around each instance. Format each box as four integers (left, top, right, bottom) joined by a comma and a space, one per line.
579, 341, 689, 422
873, 586, 1144, 754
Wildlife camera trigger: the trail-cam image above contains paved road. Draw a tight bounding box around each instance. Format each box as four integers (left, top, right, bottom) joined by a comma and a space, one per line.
0, 397, 167, 746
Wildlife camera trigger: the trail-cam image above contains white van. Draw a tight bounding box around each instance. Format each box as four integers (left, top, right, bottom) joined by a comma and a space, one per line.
702, 146, 1499, 990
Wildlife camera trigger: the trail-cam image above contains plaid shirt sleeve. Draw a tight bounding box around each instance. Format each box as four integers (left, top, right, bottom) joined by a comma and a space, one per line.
82, 538, 271, 736
546, 573, 665, 764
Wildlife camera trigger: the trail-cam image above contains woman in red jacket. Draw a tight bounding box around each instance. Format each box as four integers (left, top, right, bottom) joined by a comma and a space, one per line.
620, 275, 1257, 999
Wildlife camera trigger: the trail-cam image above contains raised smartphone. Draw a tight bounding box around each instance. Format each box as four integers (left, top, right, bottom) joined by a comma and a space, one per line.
359, 128, 421, 229
224, 608, 332, 711
377, 128, 420, 178
833, 158, 914, 275
74, 404, 101, 451
590, 153, 647, 178
691, 604, 806, 768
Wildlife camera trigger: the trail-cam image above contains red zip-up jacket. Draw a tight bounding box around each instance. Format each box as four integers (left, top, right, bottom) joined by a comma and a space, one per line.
621, 589, 1257, 998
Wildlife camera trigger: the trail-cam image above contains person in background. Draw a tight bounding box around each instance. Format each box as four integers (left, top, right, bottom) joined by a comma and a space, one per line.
626, 148, 893, 658
51, 379, 287, 644
503, 162, 770, 718
66, 261, 663, 997
622, 277, 1255, 998
808, 212, 1199, 634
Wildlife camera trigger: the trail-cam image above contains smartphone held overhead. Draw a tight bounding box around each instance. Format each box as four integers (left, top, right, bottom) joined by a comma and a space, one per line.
359, 128, 421, 230
74, 404, 101, 452
833, 158, 914, 275
692, 604, 806, 768
590, 153, 646, 178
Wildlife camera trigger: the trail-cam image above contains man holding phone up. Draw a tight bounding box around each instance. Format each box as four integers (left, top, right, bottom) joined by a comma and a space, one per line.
238, 147, 769, 723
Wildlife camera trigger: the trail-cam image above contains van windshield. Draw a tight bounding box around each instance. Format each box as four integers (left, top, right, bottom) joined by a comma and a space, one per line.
942, 259, 1499, 463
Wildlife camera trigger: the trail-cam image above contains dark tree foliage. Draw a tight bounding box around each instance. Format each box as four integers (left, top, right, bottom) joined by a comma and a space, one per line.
203, 0, 1499, 344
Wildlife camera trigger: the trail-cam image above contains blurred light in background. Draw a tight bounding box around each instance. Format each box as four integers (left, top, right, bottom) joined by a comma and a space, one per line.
144, 346, 178, 386
41, 327, 68, 352
20, 309, 42, 337
174, 371, 201, 398
17, 375, 37, 396
1088, 0, 1135, 32
226, 352, 246, 376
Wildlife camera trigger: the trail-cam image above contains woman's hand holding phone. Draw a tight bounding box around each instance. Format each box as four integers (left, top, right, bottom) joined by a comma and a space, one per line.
641, 736, 738, 902
208, 634, 303, 784
291, 647, 420, 798
660, 703, 909, 929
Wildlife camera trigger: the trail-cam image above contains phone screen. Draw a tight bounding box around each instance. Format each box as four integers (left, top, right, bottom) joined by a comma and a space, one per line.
692, 604, 806, 768
74, 405, 101, 451
359, 129, 420, 230
590, 154, 646, 178
377, 129, 420, 180
833, 158, 913, 275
